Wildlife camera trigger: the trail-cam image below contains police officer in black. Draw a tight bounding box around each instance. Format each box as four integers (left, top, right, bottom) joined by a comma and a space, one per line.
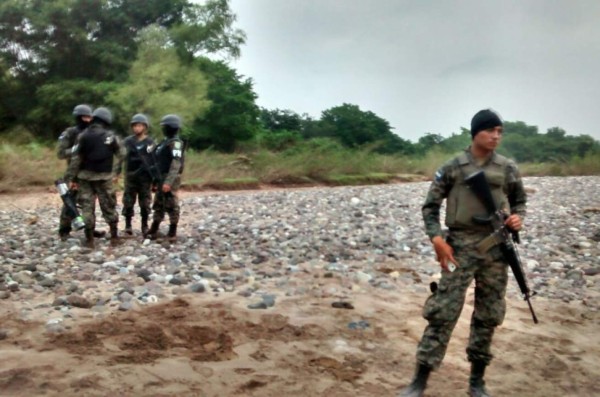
145, 114, 184, 241
65, 107, 125, 248
122, 114, 154, 236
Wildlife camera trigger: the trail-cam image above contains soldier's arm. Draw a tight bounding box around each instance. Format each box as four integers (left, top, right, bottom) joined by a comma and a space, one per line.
56, 129, 74, 160
64, 141, 81, 182
422, 163, 453, 240
163, 141, 183, 187
112, 134, 126, 176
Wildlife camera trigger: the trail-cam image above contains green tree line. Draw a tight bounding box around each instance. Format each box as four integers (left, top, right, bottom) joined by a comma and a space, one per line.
1, 0, 598, 164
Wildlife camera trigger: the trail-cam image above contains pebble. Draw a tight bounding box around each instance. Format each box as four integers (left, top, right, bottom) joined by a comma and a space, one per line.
0, 176, 599, 325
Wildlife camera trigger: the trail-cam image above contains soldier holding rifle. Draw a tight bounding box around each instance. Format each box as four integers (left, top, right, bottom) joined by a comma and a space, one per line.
65, 107, 125, 248
398, 109, 528, 397
122, 114, 154, 236
144, 114, 185, 241
56, 104, 105, 240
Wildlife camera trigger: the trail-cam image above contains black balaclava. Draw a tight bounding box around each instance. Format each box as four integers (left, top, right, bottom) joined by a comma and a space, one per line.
162, 125, 178, 138
76, 116, 91, 130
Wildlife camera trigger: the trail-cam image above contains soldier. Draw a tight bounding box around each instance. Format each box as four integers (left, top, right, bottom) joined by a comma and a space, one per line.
398, 109, 527, 397
56, 104, 98, 240
144, 114, 184, 241
65, 107, 125, 248
122, 114, 154, 236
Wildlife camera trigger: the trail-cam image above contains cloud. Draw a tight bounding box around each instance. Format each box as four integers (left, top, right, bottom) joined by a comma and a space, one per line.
229, 0, 600, 141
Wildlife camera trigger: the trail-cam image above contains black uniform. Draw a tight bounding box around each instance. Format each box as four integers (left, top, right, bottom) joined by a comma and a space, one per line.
122, 135, 155, 226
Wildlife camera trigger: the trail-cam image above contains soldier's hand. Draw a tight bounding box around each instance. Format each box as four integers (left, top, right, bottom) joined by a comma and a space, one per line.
162, 184, 172, 193
505, 214, 522, 231
431, 236, 459, 272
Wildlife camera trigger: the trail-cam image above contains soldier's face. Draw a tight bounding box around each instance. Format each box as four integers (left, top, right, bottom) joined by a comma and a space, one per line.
473, 126, 503, 151
132, 123, 147, 136
81, 116, 92, 123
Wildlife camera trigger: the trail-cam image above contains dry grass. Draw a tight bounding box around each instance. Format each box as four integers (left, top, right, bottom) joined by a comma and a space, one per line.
0, 143, 64, 193
1, 142, 598, 193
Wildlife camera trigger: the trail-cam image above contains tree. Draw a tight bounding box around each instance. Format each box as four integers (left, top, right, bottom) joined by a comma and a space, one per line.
415, 133, 444, 155
259, 108, 302, 133
504, 121, 538, 137
108, 26, 210, 134
0, 0, 245, 138
189, 58, 260, 152
546, 127, 566, 139
319, 103, 390, 147
317, 103, 415, 154
169, 0, 246, 62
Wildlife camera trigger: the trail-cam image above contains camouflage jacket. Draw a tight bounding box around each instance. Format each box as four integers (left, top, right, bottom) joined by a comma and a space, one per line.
422, 147, 527, 240
56, 125, 85, 162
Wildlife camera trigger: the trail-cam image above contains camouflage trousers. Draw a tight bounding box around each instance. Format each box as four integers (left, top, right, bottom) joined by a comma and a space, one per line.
152, 177, 180, 224
122, 176, 152, 219
59, 189, 80, 230
78, 179, 118, 230
416, 230, 508, 369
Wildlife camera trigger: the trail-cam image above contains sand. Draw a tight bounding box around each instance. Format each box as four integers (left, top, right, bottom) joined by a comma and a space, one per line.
1, 191, 599, 397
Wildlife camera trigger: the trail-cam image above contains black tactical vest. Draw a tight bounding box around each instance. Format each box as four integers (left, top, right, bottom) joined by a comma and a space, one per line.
124, 136, 153, 176
79, 125, 117, 173
155, 137, 183, 174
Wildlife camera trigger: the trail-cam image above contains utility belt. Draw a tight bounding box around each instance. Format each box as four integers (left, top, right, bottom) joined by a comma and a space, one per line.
448, 226, 503, 254
448, 227, 504, 254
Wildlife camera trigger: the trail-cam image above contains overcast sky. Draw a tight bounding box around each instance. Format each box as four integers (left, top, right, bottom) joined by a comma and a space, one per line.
228, 0, 600, 142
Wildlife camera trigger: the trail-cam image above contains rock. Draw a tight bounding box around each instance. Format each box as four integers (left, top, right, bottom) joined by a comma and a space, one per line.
66, 294, 93, 309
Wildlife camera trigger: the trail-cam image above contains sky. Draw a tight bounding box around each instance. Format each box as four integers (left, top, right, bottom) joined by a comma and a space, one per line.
227, 0, 600, 142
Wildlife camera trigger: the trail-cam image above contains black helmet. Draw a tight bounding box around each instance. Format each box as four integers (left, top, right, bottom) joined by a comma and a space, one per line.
72, 104, 92, 117
160, 114, 181, 129
92, 107, 113, 125
130, 113, 150, 127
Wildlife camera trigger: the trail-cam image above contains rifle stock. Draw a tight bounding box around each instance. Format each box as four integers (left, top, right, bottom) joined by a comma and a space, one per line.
464, 171, 538, 324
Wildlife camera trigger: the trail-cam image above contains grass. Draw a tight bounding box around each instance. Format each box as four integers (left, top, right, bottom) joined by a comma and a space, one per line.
0, 141, 598, 194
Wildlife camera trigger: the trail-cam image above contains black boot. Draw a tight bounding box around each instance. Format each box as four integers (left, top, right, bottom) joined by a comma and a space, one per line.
59, 226, 71, 241
109, 222, 119, 246
84, 228, 95, 249
141, 215, 149, 236
469, 360, 491, 397
125, 217, 133, 235
145, 220, 160, 240
398, 363, 431, 397
93, 229, 107, 238
167, 224, 177, 241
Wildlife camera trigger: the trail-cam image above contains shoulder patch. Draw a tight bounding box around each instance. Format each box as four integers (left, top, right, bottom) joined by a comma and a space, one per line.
173, 141, 182, 150
434, 168, 444, 182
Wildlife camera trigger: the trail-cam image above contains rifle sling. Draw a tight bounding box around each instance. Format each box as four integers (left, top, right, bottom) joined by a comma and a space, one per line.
476, 231, 504, 254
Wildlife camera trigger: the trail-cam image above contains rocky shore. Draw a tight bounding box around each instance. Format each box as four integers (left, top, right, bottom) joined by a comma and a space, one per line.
1, 176, 599, 331
0, 176, 599, 396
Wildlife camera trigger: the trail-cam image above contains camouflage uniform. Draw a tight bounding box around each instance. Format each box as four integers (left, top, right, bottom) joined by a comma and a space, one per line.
122, 135, 154, 228
56, 125, 86, 234
418, 147, 527, 368
65, 124, 125, 240
151, 137, 183, 225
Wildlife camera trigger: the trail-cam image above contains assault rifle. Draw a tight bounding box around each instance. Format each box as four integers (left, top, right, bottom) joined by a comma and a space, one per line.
55, 179, 85, 231
125, 139, 162, 185
464, 170, 538, 324
129, 140, 173, 217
